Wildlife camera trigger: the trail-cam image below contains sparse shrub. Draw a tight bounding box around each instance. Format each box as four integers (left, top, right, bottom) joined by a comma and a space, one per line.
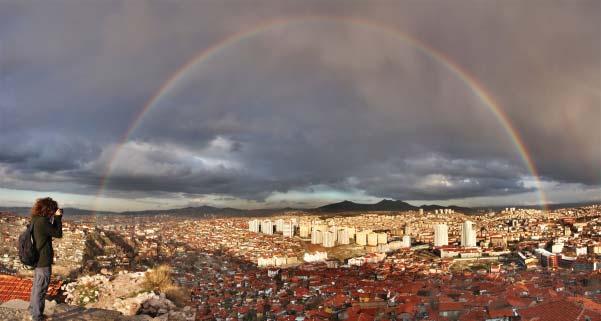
142, 264, 173, 292
142, 265, 189, 307
164, 285, 190, 307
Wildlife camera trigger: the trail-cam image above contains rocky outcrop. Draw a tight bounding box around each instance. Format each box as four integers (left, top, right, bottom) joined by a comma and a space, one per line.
0, 299, 194, 321
57, 270, 194, 320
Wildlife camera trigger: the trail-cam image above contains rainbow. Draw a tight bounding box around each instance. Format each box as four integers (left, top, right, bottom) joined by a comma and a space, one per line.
95, 16, 547, 210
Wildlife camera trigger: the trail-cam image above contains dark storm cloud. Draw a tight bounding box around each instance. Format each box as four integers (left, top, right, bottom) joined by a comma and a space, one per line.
0, 0, 598, 206
379, 0, 601, 185
0, 132, 99, 171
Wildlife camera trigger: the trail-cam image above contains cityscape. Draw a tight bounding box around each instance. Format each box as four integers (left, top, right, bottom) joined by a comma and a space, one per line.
2, 203, 601, 320
0, 1, 599, 320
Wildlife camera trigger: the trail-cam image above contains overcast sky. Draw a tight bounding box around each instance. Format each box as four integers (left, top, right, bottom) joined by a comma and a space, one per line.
0, 1, 599, 211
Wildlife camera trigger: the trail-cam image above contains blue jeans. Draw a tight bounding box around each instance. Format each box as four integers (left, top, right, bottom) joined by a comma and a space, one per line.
29, 267, 51, 321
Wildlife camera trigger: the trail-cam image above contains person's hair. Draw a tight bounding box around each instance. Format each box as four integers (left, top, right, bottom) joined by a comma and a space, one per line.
31, 197, 58, 218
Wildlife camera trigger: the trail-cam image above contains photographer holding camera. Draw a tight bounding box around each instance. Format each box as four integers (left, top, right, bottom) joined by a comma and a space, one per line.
28, 197, 63, 321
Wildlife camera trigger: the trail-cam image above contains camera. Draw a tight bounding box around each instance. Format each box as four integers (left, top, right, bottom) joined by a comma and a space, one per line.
55, 208, 64, 216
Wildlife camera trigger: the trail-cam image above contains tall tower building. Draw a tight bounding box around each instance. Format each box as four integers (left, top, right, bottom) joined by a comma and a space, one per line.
248, 219, 260, 233
261, 220, 274, 235
377, 232, 388, 244
461, 220, 477, 247
434, 224, 448, 247
299, 223, 311, 238
328, 226, 338, 242
311, 229, 323, 244
275, 219, 284, 232
367, 232, 378, 246
322, 231, 336, 247
338, 228, 350, 245
355, 231, 368, 246
282, 222, 294, 237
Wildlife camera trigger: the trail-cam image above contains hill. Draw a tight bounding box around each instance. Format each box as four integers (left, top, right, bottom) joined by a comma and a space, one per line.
314, 199, 476, 214
315, 199, 417, 212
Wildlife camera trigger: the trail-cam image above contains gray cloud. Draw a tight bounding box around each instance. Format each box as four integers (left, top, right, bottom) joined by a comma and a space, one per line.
0, 1, 598, 208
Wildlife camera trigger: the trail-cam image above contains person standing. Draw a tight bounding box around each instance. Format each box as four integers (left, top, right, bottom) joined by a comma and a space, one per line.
28, 197, 63, 321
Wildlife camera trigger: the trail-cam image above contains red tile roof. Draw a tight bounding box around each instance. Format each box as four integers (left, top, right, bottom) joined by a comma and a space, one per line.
458, 309, 487, 321
0, 274, 61, 303
438, 301, 465, 312
519, 299, 582, 321
488, 307, 514, 318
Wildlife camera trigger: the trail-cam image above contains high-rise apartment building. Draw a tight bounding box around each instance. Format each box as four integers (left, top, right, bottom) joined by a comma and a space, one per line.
311, 228, 323, 244
338, 228, 350, 245
461, 220, 477, 247
323, 231, 336, 247
261, 220, 274, 235
283, 222, 294, 237
434, 224, 449, 247
299, 223, 311, 238
356, 231, 368, 246
248, 219, 260, 233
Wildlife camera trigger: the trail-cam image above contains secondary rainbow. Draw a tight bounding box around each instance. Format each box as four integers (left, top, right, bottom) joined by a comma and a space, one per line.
95, 16, 547, 210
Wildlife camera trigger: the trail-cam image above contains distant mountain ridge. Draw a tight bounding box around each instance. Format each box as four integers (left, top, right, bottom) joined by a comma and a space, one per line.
314, 199, 473, 213
315, 199, 416, 212
1, 199, 598, 217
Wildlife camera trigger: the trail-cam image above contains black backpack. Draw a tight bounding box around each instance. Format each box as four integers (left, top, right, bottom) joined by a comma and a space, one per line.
18, 224, 39, 267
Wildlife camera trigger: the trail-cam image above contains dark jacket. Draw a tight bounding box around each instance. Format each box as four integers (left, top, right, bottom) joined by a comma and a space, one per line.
31, 215, 62, 268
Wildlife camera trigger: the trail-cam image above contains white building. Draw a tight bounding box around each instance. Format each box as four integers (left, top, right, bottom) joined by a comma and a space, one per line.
576, 247, 588, 256
258, 257, 275, 267
248, 219, 260, 233
347, 227, 356, 241
338, 228, 350, 245
461, 220, 477, 247
283, 222, 294, 237
328, 226, 338, 242
311, 229, 323, 244
552, 243, 564, 253
299, 223, 311, 238
402, 235, 411, 248
323, 231, 336, 248
367, 232, 378, 246
303, 251, 328, 262
261, 220, 274, 235
356, 231, 368, 246
434, 224, 449, 247
377, 232, 388, 244
275, 219, 284, 232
